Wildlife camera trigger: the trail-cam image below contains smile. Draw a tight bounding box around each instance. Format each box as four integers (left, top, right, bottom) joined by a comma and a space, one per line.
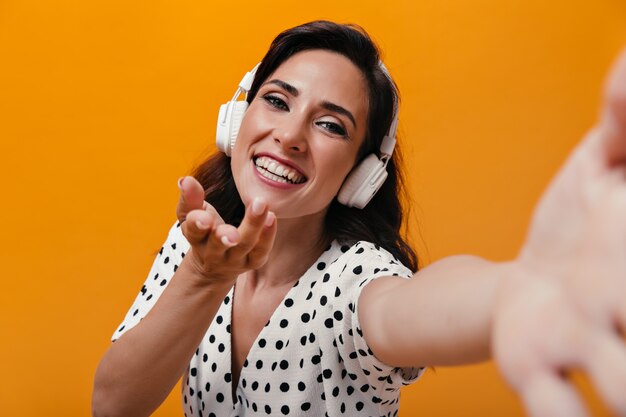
254, 156, 307, 184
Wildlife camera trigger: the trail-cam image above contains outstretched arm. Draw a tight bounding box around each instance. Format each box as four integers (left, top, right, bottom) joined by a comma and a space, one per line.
360, 48, 626, 417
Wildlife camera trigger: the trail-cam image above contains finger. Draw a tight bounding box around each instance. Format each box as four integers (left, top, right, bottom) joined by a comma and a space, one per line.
176, 176, 206, 222
228, 197, 271, 257
520, 372, 589, 417
245, 212, 277, 269
212, 223, 240, 250
584, 334, 626, 415
599, 47, 626, 166
181, 209, 217, 245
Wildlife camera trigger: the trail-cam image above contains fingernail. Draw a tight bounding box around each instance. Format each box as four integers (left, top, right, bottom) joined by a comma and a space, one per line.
177, 177, 185, 190
264, 211, 275, 227
221, 235, 237, 247
195, 219, 209, 230
251, 198, 266, 216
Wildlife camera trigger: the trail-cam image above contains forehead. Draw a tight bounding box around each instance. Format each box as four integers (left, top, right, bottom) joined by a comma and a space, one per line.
267, 50, 369, 120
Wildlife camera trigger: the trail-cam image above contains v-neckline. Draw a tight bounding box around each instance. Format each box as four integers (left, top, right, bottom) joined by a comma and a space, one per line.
223, 244, 333, 407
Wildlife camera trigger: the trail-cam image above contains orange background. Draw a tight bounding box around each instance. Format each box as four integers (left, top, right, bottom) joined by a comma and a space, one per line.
1, 0, 625, 416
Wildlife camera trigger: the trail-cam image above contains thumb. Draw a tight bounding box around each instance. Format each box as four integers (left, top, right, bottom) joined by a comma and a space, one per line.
176, 176, 206, 222
599, 47, 626, 167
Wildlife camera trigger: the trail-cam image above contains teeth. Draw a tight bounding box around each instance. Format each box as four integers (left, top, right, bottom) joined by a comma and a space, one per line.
254, 156, 305, 184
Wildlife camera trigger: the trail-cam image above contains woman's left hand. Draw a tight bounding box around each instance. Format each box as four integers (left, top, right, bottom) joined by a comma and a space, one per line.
492, 49, 626, 417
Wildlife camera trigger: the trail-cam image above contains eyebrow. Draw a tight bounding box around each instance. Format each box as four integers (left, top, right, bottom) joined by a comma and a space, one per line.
265, 79, 299, 96
263, 79, 357, 128
321, 101, 356, 128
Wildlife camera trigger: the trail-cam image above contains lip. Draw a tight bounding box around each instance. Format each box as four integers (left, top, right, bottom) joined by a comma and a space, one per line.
253, 152, 306, 177
250, 152, 307, 190
251, 158, 306, 189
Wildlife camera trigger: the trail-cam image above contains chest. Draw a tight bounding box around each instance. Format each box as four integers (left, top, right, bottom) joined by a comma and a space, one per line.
230, 280, 294, 395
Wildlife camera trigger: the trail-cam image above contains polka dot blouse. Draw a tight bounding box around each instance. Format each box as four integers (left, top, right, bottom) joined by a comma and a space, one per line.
113, 223, 424, 416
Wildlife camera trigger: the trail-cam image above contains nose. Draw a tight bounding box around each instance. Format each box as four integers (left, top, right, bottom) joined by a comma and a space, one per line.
273, 114, 308, 153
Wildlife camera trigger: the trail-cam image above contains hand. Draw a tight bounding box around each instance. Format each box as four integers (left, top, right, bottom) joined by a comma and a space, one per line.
493, 49, 626, 417
176, 176, 277, 286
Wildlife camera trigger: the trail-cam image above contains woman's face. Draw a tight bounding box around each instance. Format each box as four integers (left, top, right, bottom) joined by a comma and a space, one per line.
230, 49, 369, 220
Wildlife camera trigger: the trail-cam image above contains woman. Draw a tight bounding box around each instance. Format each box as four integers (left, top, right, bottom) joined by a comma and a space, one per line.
93, 21, 626, 417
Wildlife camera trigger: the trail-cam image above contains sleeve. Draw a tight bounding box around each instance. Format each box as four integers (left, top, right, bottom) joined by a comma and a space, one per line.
111, 221, 190, 342
333, 242, 425, 392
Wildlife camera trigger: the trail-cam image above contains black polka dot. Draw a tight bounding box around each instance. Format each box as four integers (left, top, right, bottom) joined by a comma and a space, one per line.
258, 338, 267, 348
280, 382, 289, 392
280, 319, 289, 328
281, 405, 290, 415
301, 313, 311, 323
356, 401, 364, 411
256, 360, 263, 369
216, 393, 224, 402
298, 381, 306, 391
265, 405, 271, 414
280, 360, 289, 370
301, 402, 311, 411
284, 298, 294, 307
317, 262, 326, 270
334, 311, 343, 321
190, 368, 197, 377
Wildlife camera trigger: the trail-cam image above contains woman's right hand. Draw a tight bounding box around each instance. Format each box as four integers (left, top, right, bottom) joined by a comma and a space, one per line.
176, 176, 277, 286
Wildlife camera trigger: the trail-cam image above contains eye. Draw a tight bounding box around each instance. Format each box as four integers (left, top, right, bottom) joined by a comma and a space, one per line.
262, 94, 289, 111
316, 120, 348, 138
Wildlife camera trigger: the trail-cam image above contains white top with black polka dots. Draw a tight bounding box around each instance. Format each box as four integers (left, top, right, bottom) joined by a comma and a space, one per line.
113, 222, 423, 417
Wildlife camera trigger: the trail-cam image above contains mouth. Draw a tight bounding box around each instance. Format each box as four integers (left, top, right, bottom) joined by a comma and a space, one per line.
253, 155, 307, 185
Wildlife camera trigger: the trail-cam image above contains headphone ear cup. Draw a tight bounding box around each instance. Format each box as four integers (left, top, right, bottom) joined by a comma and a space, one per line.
216, 101, 249, 156
337, 154, 388, 209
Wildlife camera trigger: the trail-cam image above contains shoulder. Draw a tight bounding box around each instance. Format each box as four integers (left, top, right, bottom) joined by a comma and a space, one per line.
327, 240, 412, 280
316, 240, 412, 304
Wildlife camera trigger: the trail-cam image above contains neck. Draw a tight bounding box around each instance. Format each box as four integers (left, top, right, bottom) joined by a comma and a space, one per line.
245, 211, 329, 289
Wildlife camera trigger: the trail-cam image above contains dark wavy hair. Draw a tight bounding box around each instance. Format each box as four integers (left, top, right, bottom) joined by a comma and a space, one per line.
192, 20, 418, 272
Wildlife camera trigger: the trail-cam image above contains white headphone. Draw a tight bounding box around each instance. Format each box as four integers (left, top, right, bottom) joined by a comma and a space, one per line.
216, 62, 398, 209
